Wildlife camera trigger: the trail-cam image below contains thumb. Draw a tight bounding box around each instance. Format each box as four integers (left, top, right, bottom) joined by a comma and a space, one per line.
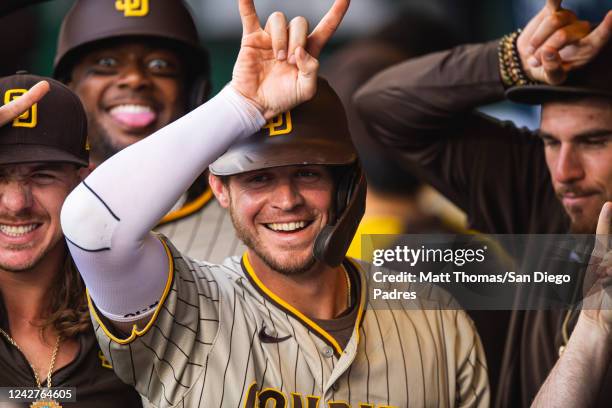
583, 10, 612, 51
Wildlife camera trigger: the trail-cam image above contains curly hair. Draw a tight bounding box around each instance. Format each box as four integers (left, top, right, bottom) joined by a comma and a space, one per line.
41, 249, 91, 339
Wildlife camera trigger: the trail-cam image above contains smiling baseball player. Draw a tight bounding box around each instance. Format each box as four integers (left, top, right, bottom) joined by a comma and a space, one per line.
60, 0, 488, 406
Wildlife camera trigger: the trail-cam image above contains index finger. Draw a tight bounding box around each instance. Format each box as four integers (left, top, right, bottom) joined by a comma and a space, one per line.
307, 0, 350, 58
546, 0, 562, 11
0, 80, 49, 127
238, 0, 261, 35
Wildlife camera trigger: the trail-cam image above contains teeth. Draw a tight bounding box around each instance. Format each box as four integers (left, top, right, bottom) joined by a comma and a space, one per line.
0, 224, 38, 237
110, 104, 153, 114
267, 221, 306, 232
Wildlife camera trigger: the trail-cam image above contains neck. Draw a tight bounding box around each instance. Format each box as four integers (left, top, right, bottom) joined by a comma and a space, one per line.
0, 241, 66, 326
247, 250, 348, 320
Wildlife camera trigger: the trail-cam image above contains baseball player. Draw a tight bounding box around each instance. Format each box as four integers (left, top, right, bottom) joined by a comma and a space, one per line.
60, 0, 488, 406
54, 0, 244, 262
355, 1, 612, 406
0, 73, 142, 406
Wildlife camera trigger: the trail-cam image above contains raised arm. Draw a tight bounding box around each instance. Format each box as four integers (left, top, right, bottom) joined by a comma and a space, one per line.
353, 40, 549, 233
60, 0, 350, 326
531, 203, 612, 407
353, 3, 601, 234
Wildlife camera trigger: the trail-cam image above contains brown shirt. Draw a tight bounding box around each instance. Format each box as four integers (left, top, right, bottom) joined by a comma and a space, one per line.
0, 299, 142, 407
355, 41, 611, 407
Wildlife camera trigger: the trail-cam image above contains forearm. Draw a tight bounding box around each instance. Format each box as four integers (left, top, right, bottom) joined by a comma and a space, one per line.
531, 314, 612, 407
354, 40, 505, 140
61, 87, 265, 320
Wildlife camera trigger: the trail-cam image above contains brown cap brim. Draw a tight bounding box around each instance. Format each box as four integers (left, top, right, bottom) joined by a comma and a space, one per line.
0, 144, 88, 166
506, 85, 612, 105
209, 138, 356, 176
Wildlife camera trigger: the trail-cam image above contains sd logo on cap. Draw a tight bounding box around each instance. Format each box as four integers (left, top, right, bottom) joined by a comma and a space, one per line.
0, 72, 88, 166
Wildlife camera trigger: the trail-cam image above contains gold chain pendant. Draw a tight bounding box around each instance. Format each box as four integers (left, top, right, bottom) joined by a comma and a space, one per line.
30, 400, 63, 408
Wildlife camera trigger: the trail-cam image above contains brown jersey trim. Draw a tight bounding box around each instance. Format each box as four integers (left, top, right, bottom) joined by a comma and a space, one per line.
241, 253, 366, 356
157, 187, 214, 226
87, 237, 175, 345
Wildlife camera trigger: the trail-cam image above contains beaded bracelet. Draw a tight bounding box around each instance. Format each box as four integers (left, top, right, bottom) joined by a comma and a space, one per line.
498, 29, 537, 88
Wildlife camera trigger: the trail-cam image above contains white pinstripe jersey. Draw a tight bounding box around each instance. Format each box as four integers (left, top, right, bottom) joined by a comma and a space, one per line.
91, 237, 489, 408
155, 191, 246, 263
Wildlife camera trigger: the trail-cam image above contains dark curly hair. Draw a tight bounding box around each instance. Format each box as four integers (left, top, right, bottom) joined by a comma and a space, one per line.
40, 248, 91, 339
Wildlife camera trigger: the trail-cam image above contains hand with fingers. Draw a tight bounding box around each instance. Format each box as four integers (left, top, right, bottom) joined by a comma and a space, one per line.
0, 80, 49, 127
231, 0, 350, 119
517, 0, 612, 85
581, 202, 612, 336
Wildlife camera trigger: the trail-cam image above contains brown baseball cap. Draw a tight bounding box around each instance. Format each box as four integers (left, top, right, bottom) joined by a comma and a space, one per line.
506, 40, 612, 104
209, 79, 356, 176
54, 0, 208, 81
0, 72, 88, 166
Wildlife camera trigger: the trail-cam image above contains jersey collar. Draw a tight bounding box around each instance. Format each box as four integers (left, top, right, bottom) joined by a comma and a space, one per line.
240, 253, 367, 356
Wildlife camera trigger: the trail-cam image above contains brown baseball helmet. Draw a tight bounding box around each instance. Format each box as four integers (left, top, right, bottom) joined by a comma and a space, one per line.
506, 38, 612, 104
54, 0, 210, 108
209, 79, 367, 267
0, 72, 88, 166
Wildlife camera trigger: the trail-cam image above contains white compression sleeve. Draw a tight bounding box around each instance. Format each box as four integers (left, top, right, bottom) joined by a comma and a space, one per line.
61, 87, 265, 321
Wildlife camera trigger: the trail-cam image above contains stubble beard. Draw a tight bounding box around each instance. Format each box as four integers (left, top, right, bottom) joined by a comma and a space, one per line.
87, 117, 126, 165
0, 237, 60, 273
228, 204, 316, 276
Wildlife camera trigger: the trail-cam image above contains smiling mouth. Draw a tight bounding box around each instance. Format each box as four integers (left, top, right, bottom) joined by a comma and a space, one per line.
0, 224, 41, 238
264, 221, 312, 232
108, 104, 157, 129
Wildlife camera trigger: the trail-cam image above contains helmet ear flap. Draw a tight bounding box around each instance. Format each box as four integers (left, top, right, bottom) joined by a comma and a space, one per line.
314, 165, 367, 267
188, 74, 212, 111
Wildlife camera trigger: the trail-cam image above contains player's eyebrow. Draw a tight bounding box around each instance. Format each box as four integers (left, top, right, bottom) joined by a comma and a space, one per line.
29, 163, 69, 172
537, 131, 557, 141
537, 129, 612, 142
571, 129, 612, 143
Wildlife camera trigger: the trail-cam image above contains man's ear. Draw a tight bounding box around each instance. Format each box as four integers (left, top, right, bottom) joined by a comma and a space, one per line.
77, 166, 91, 182
209, 173, 230, 208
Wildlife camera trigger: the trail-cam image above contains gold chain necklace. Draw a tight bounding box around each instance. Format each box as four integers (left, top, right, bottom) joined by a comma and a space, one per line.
0, 327, 60, 388
344, 267, 352, 309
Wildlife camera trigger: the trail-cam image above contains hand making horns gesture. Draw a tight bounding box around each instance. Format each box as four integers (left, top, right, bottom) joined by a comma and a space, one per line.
581, 202, 612, 334
517, 0, 612, 85
0, 81, 49, 127
231, 0, 350, 119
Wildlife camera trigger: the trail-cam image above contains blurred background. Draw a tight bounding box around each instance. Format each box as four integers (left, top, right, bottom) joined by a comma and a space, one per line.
3, 0, 609, 99
1, 0, 610, 229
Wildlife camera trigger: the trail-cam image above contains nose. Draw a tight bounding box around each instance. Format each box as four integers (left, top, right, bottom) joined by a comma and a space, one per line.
553, 144, 585, 184
116, 61, 151, 91
0, 181, 33, 214
271, 179, 304, 211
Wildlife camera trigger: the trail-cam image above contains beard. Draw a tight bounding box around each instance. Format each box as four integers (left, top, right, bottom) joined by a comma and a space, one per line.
568, 214, 598, 234
1, 244, 51, 272
228, 205, 317, 276
0, 231, 61, 274
87, 117, 126, 165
